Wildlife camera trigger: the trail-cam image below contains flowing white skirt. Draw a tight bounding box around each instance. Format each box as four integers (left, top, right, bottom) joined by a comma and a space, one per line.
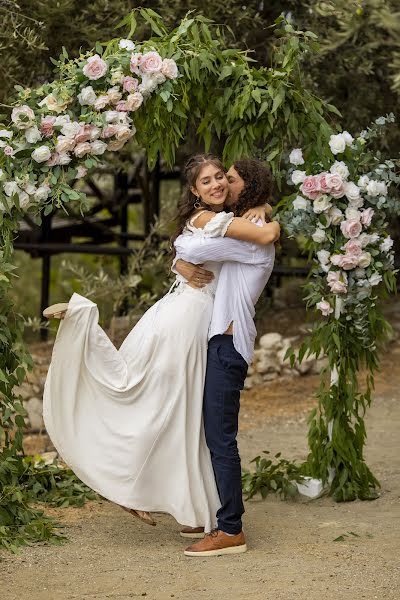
43, 289, 221, 532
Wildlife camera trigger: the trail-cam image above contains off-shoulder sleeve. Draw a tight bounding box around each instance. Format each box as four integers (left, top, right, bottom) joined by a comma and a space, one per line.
202, 211, 235, 238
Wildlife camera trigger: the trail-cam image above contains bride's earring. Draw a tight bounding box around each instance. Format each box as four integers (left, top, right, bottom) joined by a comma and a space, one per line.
194, 197, 202, 209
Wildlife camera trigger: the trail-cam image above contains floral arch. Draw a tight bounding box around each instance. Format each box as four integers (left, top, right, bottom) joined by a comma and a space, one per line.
0, 9, 398, 549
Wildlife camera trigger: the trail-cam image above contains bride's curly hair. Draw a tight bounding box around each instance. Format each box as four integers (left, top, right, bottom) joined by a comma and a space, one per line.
171, 153, 225, 251
232, 158, 274, 217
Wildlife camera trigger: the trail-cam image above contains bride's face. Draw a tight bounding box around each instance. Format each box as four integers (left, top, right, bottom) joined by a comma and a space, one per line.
191, 163, 229, 208
225, 166, 244, 207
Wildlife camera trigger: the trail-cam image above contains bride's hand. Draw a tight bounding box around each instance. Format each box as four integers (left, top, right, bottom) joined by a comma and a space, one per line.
242, 203, 273, 224
175, 259, 214, 288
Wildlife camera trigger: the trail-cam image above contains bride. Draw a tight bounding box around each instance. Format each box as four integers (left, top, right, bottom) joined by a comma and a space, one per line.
42, 153, 280, 533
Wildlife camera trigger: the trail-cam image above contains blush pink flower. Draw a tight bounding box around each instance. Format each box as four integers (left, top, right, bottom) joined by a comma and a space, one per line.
107, 139, 126, 151
130, 53, 143, 74
300, 175, 322, 200
316, 299, 334, 316
327, 271, 348, 294
82, 54, 108, 80
140, 51, 163, 73
126, 92, 144, 111
340, 219, 363, 239
123, 76, 139, 93
94, 95, 109, 111
325, 172, 345, 198
40, 116, 56, 138
74, 124, 93, 144
318, 173, 331, 194
342, 239, 363, 257
116, 101, 128, 112
360, 207, 374, 227
161, 58, 178, 79
74, 142, 92, 158
330, 254, 359, 270
101, 125, 119, 139
4, 145, 14, 156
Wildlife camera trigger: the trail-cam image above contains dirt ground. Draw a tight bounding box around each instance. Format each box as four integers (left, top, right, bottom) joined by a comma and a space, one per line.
1, 311, 400, 600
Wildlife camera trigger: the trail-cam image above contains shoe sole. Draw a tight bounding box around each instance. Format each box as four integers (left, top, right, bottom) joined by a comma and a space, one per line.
184, 544, 247, 557
43, 303, 69, 319
180, 532, 205, 539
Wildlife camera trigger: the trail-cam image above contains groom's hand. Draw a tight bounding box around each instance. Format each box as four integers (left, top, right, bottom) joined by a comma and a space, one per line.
242, 203, 273, 224
175, 259, 214, 288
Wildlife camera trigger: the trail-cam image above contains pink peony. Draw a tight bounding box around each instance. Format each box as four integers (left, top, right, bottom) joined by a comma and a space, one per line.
40, 116, 56, 138
300, 175, 322, 200
123, 76, 139, 93
82, 54, 108, 80
140, 51, 163, 73
360, 207, 374, 227
340, 219, 362, 239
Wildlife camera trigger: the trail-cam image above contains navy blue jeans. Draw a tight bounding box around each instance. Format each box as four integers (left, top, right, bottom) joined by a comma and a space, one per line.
203, 334, 248, 535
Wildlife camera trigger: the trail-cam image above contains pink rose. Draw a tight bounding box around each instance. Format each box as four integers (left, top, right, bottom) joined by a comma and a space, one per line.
101, 125, 118, 139
75, 166, 88, 179
115, 125, 134, 141
4, 145, 14, 156
300, 175, 322, 200
318, 173, 331, 194
55, 135, 75, 153
340, 219, 362, 239
327, 271, 348, 294
116, 101, 128, 112
140, 51, 163, 74
74, 125, 93, 144
360, 207, 374, 227
325, 172, 345, 198
330, 254, 359, 270
40, 116, 56, 138
343, 239, 362, 257
130, 53, 143, 74
161, 58, 178, 79
126, 92, 143, 112
82, 54, 108, 80
107, 139, 126, 152
123, 76, 139, 93
94, 95, 109, 111
74, 142, 92, 158
46, 152, 60, 166
316, 299, 333, 316
107, 86, 123, 104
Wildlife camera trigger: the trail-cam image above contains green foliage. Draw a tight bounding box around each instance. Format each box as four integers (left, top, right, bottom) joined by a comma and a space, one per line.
241, 451, 305, 501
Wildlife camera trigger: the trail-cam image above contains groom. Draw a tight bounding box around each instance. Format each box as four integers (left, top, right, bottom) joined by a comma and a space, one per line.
173, 159, 278, 556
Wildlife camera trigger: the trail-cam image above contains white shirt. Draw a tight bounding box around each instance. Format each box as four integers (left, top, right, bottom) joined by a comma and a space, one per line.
173, 212, 275, 364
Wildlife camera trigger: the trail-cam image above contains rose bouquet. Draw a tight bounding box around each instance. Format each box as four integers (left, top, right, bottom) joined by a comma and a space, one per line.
0, 40, 179, 218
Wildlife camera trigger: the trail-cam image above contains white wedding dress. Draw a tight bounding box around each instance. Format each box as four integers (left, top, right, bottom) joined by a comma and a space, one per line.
43, 212, 234, 532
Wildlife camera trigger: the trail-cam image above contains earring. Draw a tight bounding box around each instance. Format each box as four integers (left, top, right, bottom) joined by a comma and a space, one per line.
194, 197, 202, 209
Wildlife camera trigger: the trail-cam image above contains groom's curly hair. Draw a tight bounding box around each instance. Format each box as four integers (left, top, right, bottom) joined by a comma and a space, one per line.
232, 159, 274, 217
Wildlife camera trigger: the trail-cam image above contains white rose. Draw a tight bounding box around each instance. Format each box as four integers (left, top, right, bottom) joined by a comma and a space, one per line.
75, 166, 88, 179
60, 121, 81, 137
34, 185, 51, 202
369, 273, 382, 286
312, 228, 326, 243
77, 86, 97, 106
55, 135, 75, 153
345, 207, 362, 221
344, 181, 361, 202
328, 206, 344, 226
329, 134, 346, 155
289, 148, 304, 166
347, 197, 364, 209
138, 73, 164, 96
358, 252, 372, 268
376, 181, 388, 196
110, 69, 124, 85
31, 145, 51, 163
354, 268, 366, 279
366, 180, 381, 197
54, 115, 71, 127
104, 110, 121, 123
342, 131, 354, 146
107, 86, 123, 104
19, 191, 31, 209
0, 129, 13, 139
89, 126, 101, 140
4, 181, 20, 197
74, 142, 91, 158
313, 196, 332, 214
115, 124, 134, 141
161, 58, 178, 80
57, 152, 72, 165
357, 175, 369, 190
11, 105, 35, 129
293, 195, 309, 210
119, 39, 135, 51
90, 140, 107, 155
379, 236, 394, 253
330, 161, 349, 180
126, 92, 144, 111
291, 170, 307, 185
317, 250, 330, 265
24, 182, 36, 195
25, 127, 42, 144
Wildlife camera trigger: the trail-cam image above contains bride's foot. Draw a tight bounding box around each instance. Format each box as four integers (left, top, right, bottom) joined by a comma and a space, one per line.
120, 506, 156, 526
43, 302, 69, 319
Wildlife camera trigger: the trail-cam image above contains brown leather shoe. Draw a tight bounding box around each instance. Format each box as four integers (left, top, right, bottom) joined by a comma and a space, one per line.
184, 529, 247, 557
180, 526, 205, 539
